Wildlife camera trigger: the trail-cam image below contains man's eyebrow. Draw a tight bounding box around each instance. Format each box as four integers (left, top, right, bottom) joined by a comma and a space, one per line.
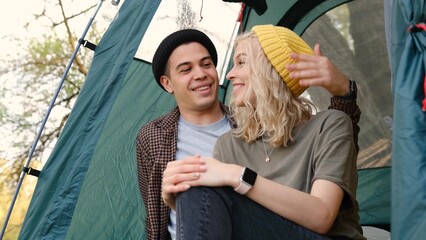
175, 61, 191, 70
175, 56, 213, 69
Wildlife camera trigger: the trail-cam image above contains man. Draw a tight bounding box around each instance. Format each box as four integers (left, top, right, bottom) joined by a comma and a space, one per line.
136, 29, 360, 240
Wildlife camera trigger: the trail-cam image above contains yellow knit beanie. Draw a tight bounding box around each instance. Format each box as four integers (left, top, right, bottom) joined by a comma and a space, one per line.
252, 25, 313, 96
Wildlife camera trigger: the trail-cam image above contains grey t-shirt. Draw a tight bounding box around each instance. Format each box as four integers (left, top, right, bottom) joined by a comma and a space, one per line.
168, 115, 232, 240
213, 110, 365, 240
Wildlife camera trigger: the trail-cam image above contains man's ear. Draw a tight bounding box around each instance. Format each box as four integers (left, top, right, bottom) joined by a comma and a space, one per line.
160, 75, 174, 94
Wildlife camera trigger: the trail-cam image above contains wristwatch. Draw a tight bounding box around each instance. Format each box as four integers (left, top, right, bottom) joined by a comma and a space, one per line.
234, 167, 257, 195
337, 80, 357, 100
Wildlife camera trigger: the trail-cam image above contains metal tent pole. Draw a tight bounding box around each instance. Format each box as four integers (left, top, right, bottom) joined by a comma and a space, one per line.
0, 1, 106, 238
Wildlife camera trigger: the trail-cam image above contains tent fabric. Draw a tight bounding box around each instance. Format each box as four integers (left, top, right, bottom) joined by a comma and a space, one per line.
18, 0, 163, 239
277, 0, 349, 31
65, 60, 176, 239
356, 167, 391, 228
18, 0, 395, 239
388, 0, 426, 239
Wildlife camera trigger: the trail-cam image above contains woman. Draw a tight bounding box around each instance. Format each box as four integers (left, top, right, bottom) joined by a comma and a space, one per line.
173, 25, 365, 240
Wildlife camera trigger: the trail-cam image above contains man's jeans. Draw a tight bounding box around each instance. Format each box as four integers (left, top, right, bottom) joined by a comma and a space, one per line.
176, 186, 332, 240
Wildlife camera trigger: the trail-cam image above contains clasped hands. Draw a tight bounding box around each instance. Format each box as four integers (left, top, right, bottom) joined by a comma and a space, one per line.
161, 155, 240, 209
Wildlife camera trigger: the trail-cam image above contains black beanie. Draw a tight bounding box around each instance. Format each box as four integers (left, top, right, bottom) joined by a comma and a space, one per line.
151, 29, 218, 91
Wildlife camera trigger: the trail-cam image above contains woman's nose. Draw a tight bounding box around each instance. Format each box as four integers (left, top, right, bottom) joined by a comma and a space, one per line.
226, 66, 235, 81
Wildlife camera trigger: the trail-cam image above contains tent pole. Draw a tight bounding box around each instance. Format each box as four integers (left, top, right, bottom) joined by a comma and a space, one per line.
0, 1, 106, 239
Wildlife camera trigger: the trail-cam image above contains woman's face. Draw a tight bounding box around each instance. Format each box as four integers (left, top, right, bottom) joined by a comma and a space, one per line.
226, 43, 252, 107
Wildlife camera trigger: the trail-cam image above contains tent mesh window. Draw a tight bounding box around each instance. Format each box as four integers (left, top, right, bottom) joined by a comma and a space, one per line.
301, 0, 392, 170
301, 0, 391, 230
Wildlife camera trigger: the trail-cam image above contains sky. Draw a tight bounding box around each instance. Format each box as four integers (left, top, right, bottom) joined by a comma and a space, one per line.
1, 1, 40, 57
1, 0, 117, 54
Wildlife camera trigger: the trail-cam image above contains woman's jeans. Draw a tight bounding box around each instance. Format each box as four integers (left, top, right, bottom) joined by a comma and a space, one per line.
176, 186, 332, 240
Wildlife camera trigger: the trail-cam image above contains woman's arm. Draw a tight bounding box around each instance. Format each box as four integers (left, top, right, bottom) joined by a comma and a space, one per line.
190, 158, 344, 234
247, 174, 343, 234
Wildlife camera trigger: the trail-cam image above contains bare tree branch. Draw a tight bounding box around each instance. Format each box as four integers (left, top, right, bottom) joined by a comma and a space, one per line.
52, 4, 97, 27
58, 0, 89, 75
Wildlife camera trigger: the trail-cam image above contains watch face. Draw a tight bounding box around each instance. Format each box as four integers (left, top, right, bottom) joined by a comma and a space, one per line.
242, 168, 257, 185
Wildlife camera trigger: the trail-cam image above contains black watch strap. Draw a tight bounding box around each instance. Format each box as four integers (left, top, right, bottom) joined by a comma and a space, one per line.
336, 80, 357, 100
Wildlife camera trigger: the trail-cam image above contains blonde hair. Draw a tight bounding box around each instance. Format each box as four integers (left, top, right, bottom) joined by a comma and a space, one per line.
230, 32, 315, 147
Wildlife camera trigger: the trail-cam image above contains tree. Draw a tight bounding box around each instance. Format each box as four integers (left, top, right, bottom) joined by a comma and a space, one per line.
1, 0, 114, 238
0, 0, 110, 190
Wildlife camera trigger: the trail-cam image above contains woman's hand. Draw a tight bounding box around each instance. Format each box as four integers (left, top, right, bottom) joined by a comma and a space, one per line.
190, 157, 242, 189
161, 155, 206, 209
286, 43, 350, 97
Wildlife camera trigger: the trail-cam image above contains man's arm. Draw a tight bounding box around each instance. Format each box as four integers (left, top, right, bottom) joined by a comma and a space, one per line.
329, 87, 360, 153
135, 130, 154, 238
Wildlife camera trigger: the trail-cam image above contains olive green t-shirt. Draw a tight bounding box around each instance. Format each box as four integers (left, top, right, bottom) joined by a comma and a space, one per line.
213, 110, 365, 240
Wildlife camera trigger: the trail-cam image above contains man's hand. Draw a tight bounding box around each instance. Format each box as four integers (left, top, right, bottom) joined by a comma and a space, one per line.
161, 155, 206, 209
286, 43, 350, 97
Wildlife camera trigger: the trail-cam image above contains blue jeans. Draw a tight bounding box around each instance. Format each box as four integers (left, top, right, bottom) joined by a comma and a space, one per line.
176, 186, 332, 240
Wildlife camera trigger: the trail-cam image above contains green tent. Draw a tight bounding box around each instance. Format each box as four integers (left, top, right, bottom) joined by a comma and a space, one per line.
17, 0, 411, 239
386, 0, 426, 239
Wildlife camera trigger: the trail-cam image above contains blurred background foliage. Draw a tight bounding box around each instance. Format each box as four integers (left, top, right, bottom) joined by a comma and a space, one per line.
0, 0, 113, 238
